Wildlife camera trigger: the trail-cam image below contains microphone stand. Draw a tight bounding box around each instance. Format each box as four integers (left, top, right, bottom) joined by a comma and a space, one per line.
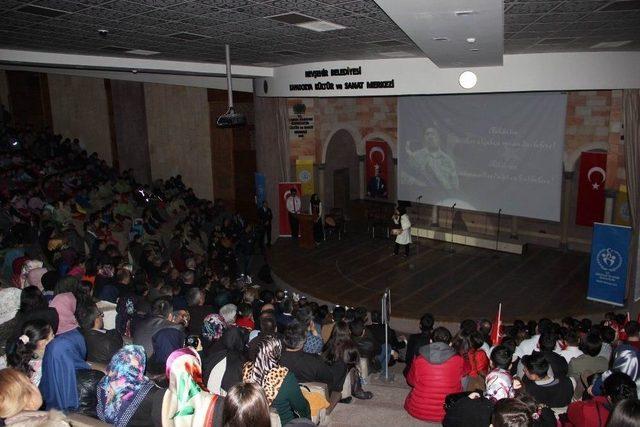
447, 203, 456, 253
494, 208, 502, 258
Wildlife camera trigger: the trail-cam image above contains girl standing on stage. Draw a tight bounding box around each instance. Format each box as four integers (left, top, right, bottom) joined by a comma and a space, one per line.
393, 205, 411, 257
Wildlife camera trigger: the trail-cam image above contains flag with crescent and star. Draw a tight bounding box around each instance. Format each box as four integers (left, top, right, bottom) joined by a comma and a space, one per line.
576, 151, 607, 226
365, 140, 390, 199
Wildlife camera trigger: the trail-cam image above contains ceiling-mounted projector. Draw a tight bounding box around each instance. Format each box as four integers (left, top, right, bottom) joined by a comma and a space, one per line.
217, 44, 246, 128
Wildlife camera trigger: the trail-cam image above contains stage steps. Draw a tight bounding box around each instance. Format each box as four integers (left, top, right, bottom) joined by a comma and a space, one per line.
412, 226, 525, 255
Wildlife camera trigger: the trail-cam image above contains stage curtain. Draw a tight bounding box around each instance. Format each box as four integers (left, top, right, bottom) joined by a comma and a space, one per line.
623, 89, 640, 301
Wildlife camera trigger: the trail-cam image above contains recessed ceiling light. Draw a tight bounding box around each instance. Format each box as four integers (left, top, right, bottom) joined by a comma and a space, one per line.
459, 71, 477, 89
455, 10, 476, 16
466, 37, 476, 43
297, 20, 345, 32
126, 49, 160, 56
433, 36, 449, 41
470, 48, 479, 52
266, 12, 316, 25
590, 40, 632, 48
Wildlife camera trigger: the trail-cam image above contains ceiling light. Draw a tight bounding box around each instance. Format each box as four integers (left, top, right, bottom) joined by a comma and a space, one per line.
590, 40, 632, 48
470, 48, 479, 52
267, 13, 316, 25
433, 36, 449, 41
296, 20, 345, 32
466, 37, 476, 43
459, 71, 477, 89
455, 10, 476, 16
126, 49, 160, 56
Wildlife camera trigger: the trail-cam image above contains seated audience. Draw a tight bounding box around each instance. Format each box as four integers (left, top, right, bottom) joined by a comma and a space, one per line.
538, 331, 569, 379
6, 319, 54, 386
97, 345, 166, 427
297, 306, 323, 354
243, 334, 311, 425
622, 321, 640, 351
162, 347, 224, 426
204, 327, 247, 396
565, 371, 637, 427
202, 313, 228, 347
186, 288, 213, 336
568, 332, 609, 394
558, 329, 583, 364
521, 351, 573, 409
606, 398, 640, 427
404, 312, 434, 376
14, 286, 59, 335
222, 382, 270, 427
235, 302, 254, 331
80, 303, 122, 365
405, 326, 464, 422
367, 310, 405, 354
485, 345, 515, 401
132, 299, 182, 357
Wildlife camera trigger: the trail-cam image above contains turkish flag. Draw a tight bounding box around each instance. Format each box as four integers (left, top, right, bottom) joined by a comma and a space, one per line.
278, 182, 302, 236
490, 303, 503, 346
576, 152, 607, 227
365, 140, 389, 198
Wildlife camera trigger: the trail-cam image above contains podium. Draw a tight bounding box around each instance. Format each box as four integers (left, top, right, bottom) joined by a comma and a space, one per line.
297, 213, 315, 249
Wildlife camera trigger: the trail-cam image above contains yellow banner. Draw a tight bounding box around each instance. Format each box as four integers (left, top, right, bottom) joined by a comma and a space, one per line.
296, 158, 314, 195
614, 185, 631, 226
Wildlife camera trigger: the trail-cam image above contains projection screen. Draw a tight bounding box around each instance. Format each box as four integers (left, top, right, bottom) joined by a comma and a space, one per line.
397, 92, 567, 221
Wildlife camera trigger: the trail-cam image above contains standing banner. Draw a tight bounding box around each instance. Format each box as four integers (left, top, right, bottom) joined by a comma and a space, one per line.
365, 140, 389, 198
278, 182, 302, 237
295, 157, 315, 195
576, 152, 607, 226
587, 222, 632, 306
254, 172, 266, 206
613, 184, 631, 226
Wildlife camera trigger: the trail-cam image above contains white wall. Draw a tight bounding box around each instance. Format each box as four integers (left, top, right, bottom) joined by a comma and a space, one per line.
256, 51, 640, 97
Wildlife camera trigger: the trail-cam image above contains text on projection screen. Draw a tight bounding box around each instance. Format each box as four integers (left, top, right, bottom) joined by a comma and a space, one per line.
397, 92, 567, 222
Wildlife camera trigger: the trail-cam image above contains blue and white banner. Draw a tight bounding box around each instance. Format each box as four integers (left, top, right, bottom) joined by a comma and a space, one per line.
587, 223, 633, 306
255, 173, 266, 206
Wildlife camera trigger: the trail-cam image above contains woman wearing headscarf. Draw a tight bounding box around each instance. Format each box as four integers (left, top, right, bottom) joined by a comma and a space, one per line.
39, 292, 90, 411
161, 347, 224, 427
19, 260, 44, 289
202, 314, 227, 347
26, 266, 47, 291
204, 327, 247, 396
14, 286, 59, 334
242, 334, 311, 425
97, 345, 166, 427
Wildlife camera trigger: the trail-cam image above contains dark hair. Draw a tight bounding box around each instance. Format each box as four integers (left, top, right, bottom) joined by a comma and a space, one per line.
282, 299, 293, 314
54, 275, 79, 295
604, 372, 638, 405
562, 329, 580, 346
581, 332, 603, 357
283, 321, 306, 350
469, 331, 485, 350
624, 321, 640, 338
18, 286, 48, 314
432, 327, 452, 344
606, 398, 640, 427
349, 319, 365, 337
522, 351, 549, 378
186, 287, 202, 307
152, 298, 173, 318
355, 306, 368, 322
490, 345, 513, 370
79, 304, 100, 330
397, 205, 406, 216
491, 398, 533, 427
7, 320, 53, 377
295, 306, 313, 324
259, 314, 276, 334
237, 302, 252, 318
460, 319, 477, 334
537, 318, 553, 335
601, 326, 616, 344
538, 332, 557, 352
333, 306, 346, 322
420, 313, 434, 332
222, 382, 270, 427
259, 290, 274, 304
323, 321, 358, 365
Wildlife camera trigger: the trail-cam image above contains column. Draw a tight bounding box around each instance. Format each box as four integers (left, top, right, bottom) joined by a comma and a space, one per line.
358, 155, 365, 199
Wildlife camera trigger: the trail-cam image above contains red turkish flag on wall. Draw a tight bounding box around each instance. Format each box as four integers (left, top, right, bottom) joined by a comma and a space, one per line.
278, 182, 302, 236
576, 152, 607, 227
365, 140, 389, 198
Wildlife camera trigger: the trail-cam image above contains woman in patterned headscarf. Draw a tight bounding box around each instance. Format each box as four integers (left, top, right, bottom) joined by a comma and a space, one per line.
161, 347, 224, 427
202, 314, 227, 346
242, 334, 310, 425
97, 345, 164, 427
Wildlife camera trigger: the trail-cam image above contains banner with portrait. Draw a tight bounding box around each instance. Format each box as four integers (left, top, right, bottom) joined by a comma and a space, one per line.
366, 140, 390, 199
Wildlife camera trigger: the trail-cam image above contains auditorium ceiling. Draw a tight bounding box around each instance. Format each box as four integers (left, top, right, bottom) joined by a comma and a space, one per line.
0, 0, 638, 66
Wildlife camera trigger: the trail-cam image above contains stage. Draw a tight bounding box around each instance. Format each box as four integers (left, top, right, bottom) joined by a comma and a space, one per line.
269, 233, 613, 322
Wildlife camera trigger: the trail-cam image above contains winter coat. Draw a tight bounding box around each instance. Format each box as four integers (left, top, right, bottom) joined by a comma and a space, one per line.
405, 342, 464, 422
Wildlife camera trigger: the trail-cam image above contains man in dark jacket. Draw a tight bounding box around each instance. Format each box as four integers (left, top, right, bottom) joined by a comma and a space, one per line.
81, 304, 123, 365
132, 298, 183, 357
186, 287, 213, 336
522, 351, 574, 409
350, 319, 382, 370
404, 313, 434, 377
366, 310, 405, 353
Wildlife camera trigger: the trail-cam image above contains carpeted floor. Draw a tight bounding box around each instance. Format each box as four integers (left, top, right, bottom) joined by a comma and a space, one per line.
326, 363, 441, 427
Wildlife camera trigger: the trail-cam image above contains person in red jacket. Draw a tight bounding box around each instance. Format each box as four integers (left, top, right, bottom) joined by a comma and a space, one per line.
405, 326, 465, 422
563, 371, 637, 427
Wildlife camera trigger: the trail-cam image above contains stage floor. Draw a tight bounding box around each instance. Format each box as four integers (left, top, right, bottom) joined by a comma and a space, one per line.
269, 233, 613, 322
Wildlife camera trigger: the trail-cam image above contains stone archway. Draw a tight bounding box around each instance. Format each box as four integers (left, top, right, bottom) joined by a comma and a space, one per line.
324, 129, 359, 211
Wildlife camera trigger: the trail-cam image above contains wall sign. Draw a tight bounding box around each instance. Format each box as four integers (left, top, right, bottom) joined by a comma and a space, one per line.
288, 64, 394, 93
288, 102, 314, 139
